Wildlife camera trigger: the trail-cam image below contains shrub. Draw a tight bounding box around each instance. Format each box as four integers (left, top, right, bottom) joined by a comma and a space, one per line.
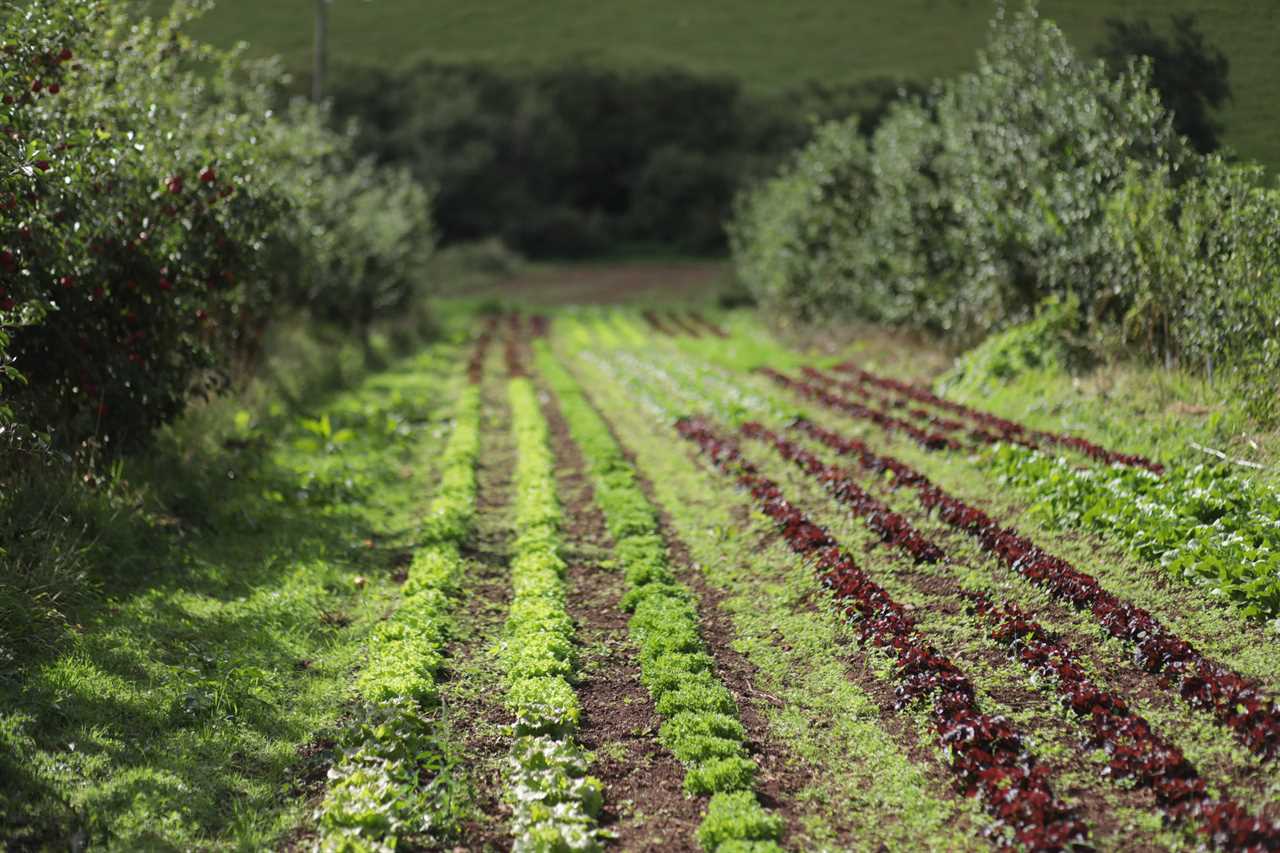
0, 0, 436, 456
730, 2, 1280, 412
929, 4, 1187, 340
1102, 157, 1280, 417
728, 119, 873, 321
1, 3, 285, 451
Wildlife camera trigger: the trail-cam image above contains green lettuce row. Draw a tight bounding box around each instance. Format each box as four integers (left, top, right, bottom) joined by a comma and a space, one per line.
988, 443, 1280, 621
502, 378, 605, 852
315, 382, 483, 852
533, 343, 783, 853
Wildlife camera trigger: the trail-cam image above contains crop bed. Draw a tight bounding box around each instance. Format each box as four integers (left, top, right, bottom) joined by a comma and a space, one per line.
8, 305, 1280, 852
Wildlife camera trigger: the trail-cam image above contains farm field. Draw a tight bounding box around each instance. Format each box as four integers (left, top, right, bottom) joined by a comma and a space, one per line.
7, 289, 1280, 851
165, 0, 1280, 172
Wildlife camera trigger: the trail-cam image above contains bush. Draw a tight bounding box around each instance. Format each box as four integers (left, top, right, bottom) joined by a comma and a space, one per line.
1102, 157, 1280, 417
729, 119, 873, 321
929, 4, 1187, 339
730, 2, 1280, 412
0, 1, 436, 456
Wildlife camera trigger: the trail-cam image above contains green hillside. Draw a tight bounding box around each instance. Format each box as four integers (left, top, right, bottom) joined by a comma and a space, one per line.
175, 1, 1280, 171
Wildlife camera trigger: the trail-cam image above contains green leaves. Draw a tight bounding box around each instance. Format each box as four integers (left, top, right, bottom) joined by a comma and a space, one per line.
501, 377, 604, 851
315, 377, 481, 850
989, 443, 1280, 620
533, 344, 778, 849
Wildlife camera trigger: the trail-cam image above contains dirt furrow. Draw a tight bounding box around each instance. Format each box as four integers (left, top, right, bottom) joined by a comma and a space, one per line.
569, 405, 819, 847
537, 386, 704, 850
436, 361, 517, 852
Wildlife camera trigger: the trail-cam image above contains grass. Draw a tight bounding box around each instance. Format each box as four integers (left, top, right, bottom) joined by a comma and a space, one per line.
169, 1, 1280, 172
0, 334, 463, 849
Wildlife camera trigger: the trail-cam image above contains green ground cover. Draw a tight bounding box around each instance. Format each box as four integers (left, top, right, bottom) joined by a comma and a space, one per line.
0, 340, 462, 849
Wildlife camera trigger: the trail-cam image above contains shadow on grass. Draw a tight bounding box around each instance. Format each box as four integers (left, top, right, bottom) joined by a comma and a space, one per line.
0, 341, 459, 849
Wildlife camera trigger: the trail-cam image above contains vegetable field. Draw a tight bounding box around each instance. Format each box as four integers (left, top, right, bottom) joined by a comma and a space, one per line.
5, 301, 1280, 852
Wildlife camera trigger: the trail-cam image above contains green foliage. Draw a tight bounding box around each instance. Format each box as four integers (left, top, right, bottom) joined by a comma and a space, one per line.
732, 2, 1280, 411
316, 699, 443, 850
728, 118, 874, 321
989, 444, 1280, 620
315, 373, 481, 850
697, 791, 784, 851
0, 0, 435, 457
940, 296, 1088, 395
733, 3, 1192, 342
0, 343, 461, 849
1101, 157, 1280, 418
501, 377, 604, 851
533, 344, 778, 840
330, 60, 921, 257
295, 159, 436, 349
507, 737, 603, 853
420, 386, 482, 543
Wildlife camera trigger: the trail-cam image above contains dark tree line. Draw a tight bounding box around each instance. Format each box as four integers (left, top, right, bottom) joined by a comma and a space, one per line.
1097, 14, 1231, 154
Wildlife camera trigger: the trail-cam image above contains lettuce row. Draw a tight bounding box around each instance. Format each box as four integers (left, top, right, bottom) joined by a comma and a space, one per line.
315, 384, 482, 851
988, 443, 1280, 621
502, 377, 604, 852
533, 343, 782, 852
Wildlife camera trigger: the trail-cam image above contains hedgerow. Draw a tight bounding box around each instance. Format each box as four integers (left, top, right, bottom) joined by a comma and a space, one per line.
533, 344, 781, 850
0, 0, 435, 458
315, 382, 480, 850
730, 2, 1280, 415
502, 377, 603, 851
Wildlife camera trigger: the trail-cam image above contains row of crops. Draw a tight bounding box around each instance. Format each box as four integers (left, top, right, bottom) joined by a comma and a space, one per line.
294, 307, 1280, 852
25, 304, 1269, 850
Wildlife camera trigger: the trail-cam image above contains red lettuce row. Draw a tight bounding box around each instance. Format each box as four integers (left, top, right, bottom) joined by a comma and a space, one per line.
969, 596, 1279, 851
467, 314, 501, 385
531, 314, 551, 339
676, 416, 1087, 851
759, 368, 958, 451
739, 421, 942, 563
802, 367, 1022, 451
738, 420, 1278, 848
792, 418, 1280, 761
833, 362, 1164, 474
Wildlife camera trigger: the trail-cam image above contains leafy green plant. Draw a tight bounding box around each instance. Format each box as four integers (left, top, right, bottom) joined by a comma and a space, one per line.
697, 791, 784, 852
727, 0, 1280, 411
0, 0, 436, 459
534, 344, 778, 845
501, 377, 604, 851
988, 444, 1280, 621
315, 377, 482, 849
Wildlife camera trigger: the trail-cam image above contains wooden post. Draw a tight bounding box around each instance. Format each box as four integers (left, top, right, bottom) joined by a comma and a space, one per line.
312, 0, 329, 102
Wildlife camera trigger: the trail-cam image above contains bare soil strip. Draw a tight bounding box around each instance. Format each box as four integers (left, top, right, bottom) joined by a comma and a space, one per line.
537, 386, 704, 850
437, 356, 517, 851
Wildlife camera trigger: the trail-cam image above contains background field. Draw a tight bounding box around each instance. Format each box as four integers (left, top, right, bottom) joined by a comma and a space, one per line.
172, 0, 1280, 171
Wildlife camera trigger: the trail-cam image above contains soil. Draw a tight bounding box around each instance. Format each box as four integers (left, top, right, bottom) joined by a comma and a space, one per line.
438, 357, 518, 852
538, 384, 705, 851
